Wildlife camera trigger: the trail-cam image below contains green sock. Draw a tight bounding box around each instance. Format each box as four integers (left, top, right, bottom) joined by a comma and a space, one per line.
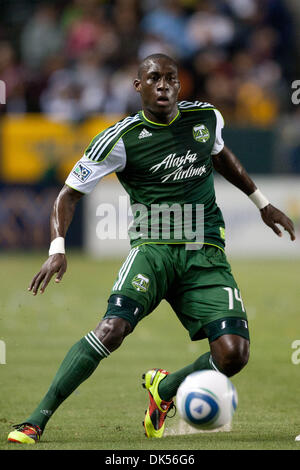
26, 331, 110, 431
158, 352, 217, 402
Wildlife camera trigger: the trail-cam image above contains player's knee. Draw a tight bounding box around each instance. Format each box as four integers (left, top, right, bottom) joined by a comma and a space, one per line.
214, 341, 249, 377
93, 317, 132, 353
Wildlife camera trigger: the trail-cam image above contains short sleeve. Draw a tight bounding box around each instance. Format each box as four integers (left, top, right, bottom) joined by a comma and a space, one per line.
65, 138, 126, 194
211, 109, 225, 155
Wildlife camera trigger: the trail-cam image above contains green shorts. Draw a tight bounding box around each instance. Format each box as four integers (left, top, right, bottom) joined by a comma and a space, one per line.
104, 244, 249, 343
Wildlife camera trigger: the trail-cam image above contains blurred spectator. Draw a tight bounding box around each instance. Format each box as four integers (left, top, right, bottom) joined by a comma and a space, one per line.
40, 47, 110, 121
203, 70, 237, 121
0, 41, 26, 113
102, 60, 141, 114
20, 3, 64, 71
40, 68, 84, 122
140, 0, 193, 59
25, 53, 68, 113
61, 0, 87, 32
65, 2, 111, 59
260, 0, 295, 77
106, 0, 142, 68
138, 33, 177, 61
73, 49, 109, 115
186, 1, 235, 52
224, 0, 257, 19
192, 48, 228, 99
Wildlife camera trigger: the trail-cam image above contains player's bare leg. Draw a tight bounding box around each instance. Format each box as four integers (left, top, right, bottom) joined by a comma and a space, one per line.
93, 317, 133, 352
209, 334, 250, 377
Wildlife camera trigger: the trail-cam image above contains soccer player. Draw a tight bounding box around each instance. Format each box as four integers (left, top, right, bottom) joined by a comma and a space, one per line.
8, 54, 295, 443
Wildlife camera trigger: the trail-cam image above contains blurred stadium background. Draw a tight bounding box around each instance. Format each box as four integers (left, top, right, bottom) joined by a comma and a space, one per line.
0, 0, 300, 257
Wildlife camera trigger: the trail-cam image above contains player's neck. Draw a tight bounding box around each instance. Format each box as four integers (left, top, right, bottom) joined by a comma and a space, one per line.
142, 107, 178, 125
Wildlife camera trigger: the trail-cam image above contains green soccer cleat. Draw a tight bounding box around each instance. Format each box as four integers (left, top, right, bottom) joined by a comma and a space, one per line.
8, 423, 42, 444
142, 368, 175, 438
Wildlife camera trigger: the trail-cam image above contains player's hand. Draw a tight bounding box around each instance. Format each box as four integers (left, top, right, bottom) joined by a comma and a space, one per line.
28, 254, 67, 295
260, 204, 296, 241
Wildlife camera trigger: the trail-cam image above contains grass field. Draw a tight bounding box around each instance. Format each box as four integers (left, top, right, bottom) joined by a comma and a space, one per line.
0, 252, 300, 451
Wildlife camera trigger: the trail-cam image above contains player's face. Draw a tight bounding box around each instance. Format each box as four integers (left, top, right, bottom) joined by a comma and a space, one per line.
134, 58, 180, 122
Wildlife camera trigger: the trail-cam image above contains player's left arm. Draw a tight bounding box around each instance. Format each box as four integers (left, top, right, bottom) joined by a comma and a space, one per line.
212, 145, 296, 241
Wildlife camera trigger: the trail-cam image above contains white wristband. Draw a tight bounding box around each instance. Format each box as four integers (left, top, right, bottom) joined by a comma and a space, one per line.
249, 189, 269, 210
49, 237, 65, 256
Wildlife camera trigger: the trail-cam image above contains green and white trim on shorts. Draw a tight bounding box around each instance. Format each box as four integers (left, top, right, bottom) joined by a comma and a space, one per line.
104, 244, 249, 343
113, 247, 140, 292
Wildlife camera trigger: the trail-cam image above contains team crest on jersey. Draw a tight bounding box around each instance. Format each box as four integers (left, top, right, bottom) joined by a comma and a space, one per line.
73, 163, 92, 182
131, 274, 150, 292
193, 124, 210, 143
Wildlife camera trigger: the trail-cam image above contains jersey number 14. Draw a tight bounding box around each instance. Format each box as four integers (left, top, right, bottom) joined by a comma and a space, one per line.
223, 287, 245, 312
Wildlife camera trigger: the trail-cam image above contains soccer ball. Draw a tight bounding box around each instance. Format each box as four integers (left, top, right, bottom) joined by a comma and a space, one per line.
176, 370, 238, 430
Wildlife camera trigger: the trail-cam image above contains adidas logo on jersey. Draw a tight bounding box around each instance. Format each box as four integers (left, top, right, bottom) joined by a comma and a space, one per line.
138, 128, 152, 139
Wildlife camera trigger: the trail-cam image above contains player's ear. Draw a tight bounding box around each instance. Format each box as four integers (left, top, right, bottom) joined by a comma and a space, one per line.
177, 78, 181, 94
133, 78, 141, 93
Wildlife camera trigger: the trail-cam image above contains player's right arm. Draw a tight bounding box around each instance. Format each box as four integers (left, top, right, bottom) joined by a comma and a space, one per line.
29, 116, 131, 295
28, 185, 84, 295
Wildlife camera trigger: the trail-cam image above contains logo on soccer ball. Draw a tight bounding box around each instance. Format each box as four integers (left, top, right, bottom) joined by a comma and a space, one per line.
131, 274, 149, 292
192, 124, 210, 143
40, 409, 52, 417
73, 163, 92, 182
176, 370, 238, 430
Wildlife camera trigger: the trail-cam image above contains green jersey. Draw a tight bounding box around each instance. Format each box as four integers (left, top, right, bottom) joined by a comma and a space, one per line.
66, 101, 226, 250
